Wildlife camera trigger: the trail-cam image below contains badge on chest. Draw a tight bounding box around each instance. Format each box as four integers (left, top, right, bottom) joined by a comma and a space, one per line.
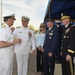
49, 30, 53, 39
49, 32, 53, 36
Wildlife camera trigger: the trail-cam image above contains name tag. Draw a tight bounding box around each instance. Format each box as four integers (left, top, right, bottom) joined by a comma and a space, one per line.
18, 32, 22, 33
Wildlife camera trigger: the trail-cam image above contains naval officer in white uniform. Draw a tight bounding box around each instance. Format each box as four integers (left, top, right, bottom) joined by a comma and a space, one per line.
0, 14, 22, 75
13, 16, 36, 75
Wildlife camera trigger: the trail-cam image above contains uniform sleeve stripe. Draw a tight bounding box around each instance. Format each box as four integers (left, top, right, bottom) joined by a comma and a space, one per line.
68, 49, 74, 54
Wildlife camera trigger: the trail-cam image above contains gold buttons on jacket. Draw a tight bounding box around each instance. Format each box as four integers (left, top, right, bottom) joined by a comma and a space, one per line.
64, 36, 69, 39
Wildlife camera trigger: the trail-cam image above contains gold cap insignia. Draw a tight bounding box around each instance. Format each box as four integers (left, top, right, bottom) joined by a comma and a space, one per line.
16, 26, 21, 28
21, 16, 30, 21
61, 16, 71, 20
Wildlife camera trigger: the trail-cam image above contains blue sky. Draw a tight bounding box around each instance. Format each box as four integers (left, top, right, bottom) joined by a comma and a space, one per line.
2, 0, 49, 29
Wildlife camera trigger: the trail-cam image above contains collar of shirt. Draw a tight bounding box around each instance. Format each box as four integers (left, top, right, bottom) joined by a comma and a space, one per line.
57, 25, 60, 27
48, 26, 53, 30
22, 26, 28, 30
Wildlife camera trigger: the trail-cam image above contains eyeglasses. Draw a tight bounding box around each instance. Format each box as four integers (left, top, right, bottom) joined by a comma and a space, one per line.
40, 26, 45, 27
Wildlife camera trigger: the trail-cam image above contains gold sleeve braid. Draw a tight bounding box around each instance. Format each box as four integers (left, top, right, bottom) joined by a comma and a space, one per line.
68, 49, 74, 54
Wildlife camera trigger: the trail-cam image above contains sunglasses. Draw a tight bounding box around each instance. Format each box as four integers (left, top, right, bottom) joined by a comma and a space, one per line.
40, 26, 45, 27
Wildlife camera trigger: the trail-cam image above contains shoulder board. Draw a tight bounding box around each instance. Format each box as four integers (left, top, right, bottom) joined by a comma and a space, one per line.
16, 26, 21, 28
1, 23, 6, 28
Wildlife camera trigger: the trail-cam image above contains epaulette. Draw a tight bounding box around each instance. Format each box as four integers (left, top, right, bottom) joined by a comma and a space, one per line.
16, 26, 21, 28
1, 23, 6, 28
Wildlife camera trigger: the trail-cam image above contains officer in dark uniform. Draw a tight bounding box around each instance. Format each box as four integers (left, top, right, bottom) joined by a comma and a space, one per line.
67, 25, 75, 57
66, 25, 75, 75
42, 18, 59, 75
61, 14, 74, 75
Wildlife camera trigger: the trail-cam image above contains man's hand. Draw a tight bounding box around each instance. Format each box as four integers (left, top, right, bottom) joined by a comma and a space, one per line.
66, 55, 71, 61
41, 48, 44, 52
32, 50, 35, 53
48, 52, 52, 57
37, 46, 41, 50
0, 38, 22, 48
60, 51, 62, 56
13, 38, 22, 45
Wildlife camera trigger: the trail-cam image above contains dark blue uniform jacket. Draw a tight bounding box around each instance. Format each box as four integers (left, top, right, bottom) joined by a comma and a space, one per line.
43, 26, 59, 55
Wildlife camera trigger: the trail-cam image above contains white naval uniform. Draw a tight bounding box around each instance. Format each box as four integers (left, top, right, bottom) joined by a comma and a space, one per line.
0, 23, 15, 75
13, 26, 36, 75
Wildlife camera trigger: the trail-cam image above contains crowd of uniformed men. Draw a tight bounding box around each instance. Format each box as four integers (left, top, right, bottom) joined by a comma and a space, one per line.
0, 13, 75, 75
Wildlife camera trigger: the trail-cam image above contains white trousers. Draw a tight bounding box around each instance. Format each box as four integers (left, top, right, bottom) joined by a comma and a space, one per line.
0, 51, 14, 75
16, 54, 29, 75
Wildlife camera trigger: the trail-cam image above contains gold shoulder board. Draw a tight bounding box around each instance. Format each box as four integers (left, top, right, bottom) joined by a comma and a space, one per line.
16, 26, 21, 28
1, 23, 6, 28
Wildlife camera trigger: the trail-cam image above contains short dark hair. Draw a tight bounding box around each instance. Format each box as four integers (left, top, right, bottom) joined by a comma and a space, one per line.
4, 17, 9, 22
3, 14, 16, 22
46, 18, 54, 22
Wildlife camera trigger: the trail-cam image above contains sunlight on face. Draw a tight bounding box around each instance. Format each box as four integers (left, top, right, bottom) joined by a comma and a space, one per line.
62, 18, 70, 25
8, 18, 14, 27
40, 26, 46, 31
22, 21, 29, 27
47, 22, 53, 28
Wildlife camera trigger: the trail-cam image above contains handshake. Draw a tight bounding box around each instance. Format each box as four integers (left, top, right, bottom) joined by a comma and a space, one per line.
0, 38, 22, 48
13, 38, 22, 45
